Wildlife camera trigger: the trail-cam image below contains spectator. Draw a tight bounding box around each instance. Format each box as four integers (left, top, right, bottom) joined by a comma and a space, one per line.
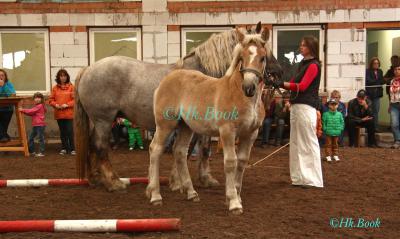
259, 91, 276, 148
48, 69, 75, 155
365, 57, 385, 131
121, 118, 144, 150
110, 117, 128, 150
330, 90, 347, 146
347, 89, 378, 148
388, 64, 400, 149
0, 69, 16, 143
19, 92, 47, 157
318, 91, 329, 113
384, 55, 399, 98
322, 98, 344, 161
273, 92, 290, 146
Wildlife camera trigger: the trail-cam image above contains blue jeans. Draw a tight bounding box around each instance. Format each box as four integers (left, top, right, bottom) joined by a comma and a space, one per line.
275, 118, 285, 143
371, 98, 380, 128
390, 103, 400, 142
261, 117, 273, 144
28, 126, 45, 153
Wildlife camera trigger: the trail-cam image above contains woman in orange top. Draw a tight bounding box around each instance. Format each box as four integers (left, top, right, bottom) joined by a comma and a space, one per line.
48, 69, 75, 155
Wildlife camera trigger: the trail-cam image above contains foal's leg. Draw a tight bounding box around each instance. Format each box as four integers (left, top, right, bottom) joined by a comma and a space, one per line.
235, 130, 258, 204
220, 128, 242, 214
92, 122, 126, 191
197, 135, 220, 187
146, 126, 172, 205
173, 124, 199, 201
169, 130, 182, 192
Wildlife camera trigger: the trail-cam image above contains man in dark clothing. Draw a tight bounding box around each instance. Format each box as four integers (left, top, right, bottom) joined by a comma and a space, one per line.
347, 89, 377, 147
384, 55, 399, 97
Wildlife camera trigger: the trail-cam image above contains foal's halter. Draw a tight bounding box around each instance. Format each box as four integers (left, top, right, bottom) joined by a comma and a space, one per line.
239, 55, 267, 83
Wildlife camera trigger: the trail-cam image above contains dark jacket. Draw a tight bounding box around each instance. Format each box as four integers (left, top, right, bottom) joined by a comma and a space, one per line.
384, 66, 395, 96
365, 68, 384, 99
289, 59, 321, 109
347, 98, 373, 123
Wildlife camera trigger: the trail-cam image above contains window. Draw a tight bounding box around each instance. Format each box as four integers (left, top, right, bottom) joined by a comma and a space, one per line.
273, 26, 325, 90
89, 28, 141, 64
181, 27, 233, 56
0, 29, 50, 94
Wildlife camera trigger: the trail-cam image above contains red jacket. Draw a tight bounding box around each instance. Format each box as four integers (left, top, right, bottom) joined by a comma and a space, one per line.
48, 83, 74, 120
20, 103, 47, 126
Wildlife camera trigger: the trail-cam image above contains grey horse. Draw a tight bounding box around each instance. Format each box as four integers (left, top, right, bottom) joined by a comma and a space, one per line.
74, 23, 282, 191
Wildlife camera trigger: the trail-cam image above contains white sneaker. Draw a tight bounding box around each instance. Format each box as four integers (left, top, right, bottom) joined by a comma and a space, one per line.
139, 146, 144, 150
326, 156, 332, 162
59, 149, 67, 155
333, 155, 340, 161
70, 150, 76, 155
129, 147, 133, 151
35, 153, 45, 157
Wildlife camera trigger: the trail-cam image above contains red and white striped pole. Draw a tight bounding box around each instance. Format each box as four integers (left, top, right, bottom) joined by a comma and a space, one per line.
0, 177, 168, 188
0, 219, 180, 233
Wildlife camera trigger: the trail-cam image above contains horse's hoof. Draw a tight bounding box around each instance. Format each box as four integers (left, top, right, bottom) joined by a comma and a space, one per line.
188, 195, 200, 202
169, 183, 183, 193
199, 175, 220, 188
151, 200, 163, 206
231, 208, 243, 215
106, 180, 127, 192
169, 177, 184, 192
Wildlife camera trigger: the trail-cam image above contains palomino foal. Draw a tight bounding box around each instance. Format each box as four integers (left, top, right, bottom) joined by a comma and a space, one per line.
147, 28, 271, 214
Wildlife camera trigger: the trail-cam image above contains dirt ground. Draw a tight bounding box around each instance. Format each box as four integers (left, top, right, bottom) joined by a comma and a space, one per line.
0, 142, 399, 239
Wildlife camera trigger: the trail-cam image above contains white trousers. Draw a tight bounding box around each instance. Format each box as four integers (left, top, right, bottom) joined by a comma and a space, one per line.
289, 104, 324, 187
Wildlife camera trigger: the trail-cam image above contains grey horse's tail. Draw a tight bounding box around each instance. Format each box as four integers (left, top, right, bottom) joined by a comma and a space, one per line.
74, 67, 89, 179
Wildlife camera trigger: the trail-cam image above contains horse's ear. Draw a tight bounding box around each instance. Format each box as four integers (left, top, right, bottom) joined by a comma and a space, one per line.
261, 27, 270, 42
255, 21, 262, 34
236, 28, 245, 43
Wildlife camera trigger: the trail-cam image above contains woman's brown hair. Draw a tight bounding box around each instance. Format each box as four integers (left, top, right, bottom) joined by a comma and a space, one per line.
55, 69, 70, 85
368, 57, 380, 69
301, 35, 320, 62
0, 69, 9, 83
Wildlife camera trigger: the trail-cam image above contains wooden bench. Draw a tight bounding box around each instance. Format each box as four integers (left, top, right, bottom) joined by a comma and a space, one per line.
354, 126, 364, 147
0, 97, 29, 156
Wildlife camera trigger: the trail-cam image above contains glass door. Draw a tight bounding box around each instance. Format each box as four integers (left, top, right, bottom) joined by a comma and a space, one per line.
273, 26, 325, 90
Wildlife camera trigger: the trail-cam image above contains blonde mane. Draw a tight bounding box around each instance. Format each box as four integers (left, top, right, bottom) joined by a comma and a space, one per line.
176, 28, 247, 77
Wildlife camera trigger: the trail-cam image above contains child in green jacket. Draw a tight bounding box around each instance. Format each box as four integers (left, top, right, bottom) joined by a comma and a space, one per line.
322, 98, 344, 162
120, 118, 144, 150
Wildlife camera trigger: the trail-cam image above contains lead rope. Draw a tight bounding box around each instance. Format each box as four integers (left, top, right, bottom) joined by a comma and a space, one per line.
247, 142, 290, 168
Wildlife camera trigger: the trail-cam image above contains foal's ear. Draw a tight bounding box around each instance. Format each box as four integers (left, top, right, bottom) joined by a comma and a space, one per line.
255, 21, 262, 34
236, 28, 245, 43
261, 27, 270, 42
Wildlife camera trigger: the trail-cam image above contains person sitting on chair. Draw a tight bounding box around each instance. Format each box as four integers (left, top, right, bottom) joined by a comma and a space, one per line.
347, 89, 378, 148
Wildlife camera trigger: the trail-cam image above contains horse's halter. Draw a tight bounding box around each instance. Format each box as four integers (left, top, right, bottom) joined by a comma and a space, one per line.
238, 55, 267, 83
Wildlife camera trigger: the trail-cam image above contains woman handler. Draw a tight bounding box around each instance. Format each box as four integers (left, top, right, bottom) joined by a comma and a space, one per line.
266, 36, 323, 188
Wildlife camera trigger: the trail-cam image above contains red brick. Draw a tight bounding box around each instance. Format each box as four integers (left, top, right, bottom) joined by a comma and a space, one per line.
167, 25, 180, 31
0, 2, 141, 14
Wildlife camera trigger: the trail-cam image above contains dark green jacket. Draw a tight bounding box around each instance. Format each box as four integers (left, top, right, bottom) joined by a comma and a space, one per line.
322, 110, 344, 136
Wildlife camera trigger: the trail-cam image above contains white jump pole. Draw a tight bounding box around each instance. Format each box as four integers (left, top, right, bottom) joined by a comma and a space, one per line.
0, 219, 180, 233
0, 177, 168, 188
